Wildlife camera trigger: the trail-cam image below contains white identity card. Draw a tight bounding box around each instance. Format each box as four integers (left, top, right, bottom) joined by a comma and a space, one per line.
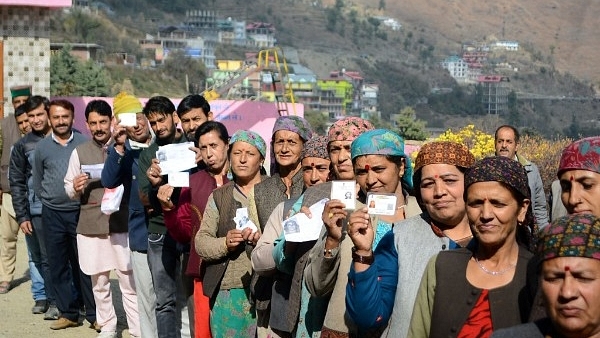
168, 171, 190, 187
234, 208, 258, 233
81, 164, 104, 179
330, 180, 356, 210
367, 193, 398, 216
156, 142, 196, 175
118, 113, 137, 127
284, 198, 329, 242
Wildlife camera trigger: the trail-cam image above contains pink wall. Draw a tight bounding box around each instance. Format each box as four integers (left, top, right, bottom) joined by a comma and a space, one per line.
0, 0, 71, 7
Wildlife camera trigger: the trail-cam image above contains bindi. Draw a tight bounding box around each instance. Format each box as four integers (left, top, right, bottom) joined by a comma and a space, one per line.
311, 162, 315, 167
364, 165, 370, 171
434, 174, 439, 179
570, 175, 574, 181
564, 266, 570, 272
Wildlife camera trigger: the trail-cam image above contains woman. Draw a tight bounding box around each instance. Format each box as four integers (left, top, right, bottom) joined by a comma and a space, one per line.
408, 156, 536, 338
556, 136, 600, 216
345, 141, 475, 338
158, 121, 231, 338
195, 130, 266, 338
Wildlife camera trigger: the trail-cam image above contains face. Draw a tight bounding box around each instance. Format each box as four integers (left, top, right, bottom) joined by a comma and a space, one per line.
27, 104, 50, 134
419, 164, 467, 226
148, 112, 179, 144
15, 114, 31, 134
86, 111, 112, 145
12, 95, 29, 109
495, 127, 519, 159
329, 140, 354, 180
199, 130, 229, 174
466, 181, 529, 247
48, 104, 74, 138
180, 108, 211, 139
126, 113, 151, 143
230, 141, 263, 183
273, 130, 303, 168
354, 155, 404, 194
542, 257, 600, 338
301, 157, 331, 187
559, 170, 600, 216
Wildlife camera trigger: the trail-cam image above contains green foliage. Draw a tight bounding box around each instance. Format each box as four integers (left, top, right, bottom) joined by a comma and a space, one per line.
394, 107, 429, 141
50, 46, 110, 96
304, 110, 329, 135
162, 50, 207, 94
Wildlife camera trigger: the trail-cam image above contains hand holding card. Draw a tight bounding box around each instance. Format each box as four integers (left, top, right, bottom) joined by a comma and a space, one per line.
330, 180, 357, 210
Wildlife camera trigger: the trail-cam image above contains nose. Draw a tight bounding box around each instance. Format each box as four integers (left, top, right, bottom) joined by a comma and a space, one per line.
559, 274, 578, 301
432, 180, 446, 197
339, 148, 350, 163
240, 152, 248, 163
366, 170, 377, 187
480, 201, 494, 220
310, 168, 319, 183
567, 184, 582, 208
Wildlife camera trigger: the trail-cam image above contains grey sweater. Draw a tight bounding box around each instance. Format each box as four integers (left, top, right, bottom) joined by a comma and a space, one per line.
32, 132, 88, 211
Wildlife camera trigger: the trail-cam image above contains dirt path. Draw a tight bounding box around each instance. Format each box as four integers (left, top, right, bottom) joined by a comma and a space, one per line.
0, 234, 132, 338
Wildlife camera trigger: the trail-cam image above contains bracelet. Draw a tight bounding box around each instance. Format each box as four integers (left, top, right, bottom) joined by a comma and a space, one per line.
352, 246, 374, 265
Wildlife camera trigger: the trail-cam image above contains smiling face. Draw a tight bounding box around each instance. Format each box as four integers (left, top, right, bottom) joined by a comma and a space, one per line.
559, 170, 600, 217
272, 130, 303, 169
48, 104, 74, 139
329, 140, 354, 180
301, 156, 331, 188
354, 155, 404, 194
542, 257, 600, 338
15, 113, 31, 134
466, 181, 529, 248
419, 163, 467, 227
199, 130, 229, 175
125, 113, 151, 144
26, 104, 50, 134
230, 141, 263, 183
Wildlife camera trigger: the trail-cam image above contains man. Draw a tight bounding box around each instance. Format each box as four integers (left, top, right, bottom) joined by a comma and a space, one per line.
492, 214, 600, 338
9, 96, 59, 318
138, 96, 191, 338
102, 92, 158, 338
32, 99, 96, 330
176, 94, 212, 141
495, 125, 549, 229
64, 100, 140, 338
0, 85, 32, 295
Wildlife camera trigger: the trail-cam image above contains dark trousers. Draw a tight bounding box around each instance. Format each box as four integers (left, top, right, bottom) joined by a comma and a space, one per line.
26, 215, 55, 303
42, 205, 96, 323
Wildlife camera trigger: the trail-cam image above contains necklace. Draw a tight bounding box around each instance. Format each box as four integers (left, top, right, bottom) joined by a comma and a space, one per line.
474, 256, 516, 276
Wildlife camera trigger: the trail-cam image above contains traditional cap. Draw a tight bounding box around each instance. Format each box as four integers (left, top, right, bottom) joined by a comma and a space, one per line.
230, 130, 267, 158
414, 141, 475, 173
538, 214, 600, 261
113, 92, 143, 115
328, 117, 375, 143
272, 116, 313, 141
301, 135, 329, 160
10, 85, 32, 98
557, 136, 600, 177
465, 156, 530, 200
351, 129, 413, 190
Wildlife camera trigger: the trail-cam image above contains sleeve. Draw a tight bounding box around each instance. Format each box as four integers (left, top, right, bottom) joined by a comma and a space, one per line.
346, 230, 398, 329
63, 149, 81, 200
531, 164, 549, 229
272, 233, 294, 275
101, 145, 128, 189
303, 226, 341, 297
163, 187, 193, 243
195, 193, 228, 261
32, 145, 43, 198
9, 142, 30, 224
251, 201, 284, 275
407, 254, 438, 338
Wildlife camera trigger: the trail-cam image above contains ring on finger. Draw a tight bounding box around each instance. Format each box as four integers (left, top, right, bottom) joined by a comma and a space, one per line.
166, 197, 170, 201
328, 212, 334, 218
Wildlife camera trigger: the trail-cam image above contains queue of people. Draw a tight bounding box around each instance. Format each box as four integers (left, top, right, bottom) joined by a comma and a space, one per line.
1, 87, 600, 338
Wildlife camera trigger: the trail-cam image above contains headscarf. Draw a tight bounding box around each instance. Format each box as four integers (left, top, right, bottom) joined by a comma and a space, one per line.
414, 141, 475, 174
557, 136, 600, 177
301, 135, 329, 160
272, 116, 313, 142
538, 214, 600, 261
351, 129, 413, 190
113, 92, 143, 115
327, 117, 375, 143
229, 130, 267, 158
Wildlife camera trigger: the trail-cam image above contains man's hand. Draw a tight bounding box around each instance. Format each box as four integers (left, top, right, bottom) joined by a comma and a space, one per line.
19, 221, 33, 235
147, 159, 163, 187
73, 173, 89, 195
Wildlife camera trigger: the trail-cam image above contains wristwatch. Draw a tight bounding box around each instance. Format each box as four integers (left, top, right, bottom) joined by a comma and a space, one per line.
352, 246, 374, 265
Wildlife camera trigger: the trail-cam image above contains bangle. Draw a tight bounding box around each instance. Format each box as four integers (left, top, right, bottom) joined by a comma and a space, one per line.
352, 246, 374, 265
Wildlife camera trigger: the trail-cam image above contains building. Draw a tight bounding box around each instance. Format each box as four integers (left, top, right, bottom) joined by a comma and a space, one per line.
492, 40, 519, 51
477, 75, 510, 115
441, 56, 469, 83
246, 22, 276, 48
1, 0, 71, 117
50, 42, 102, 62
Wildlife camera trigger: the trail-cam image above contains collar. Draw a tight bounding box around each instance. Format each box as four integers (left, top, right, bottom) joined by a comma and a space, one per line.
51, 131, 74, 145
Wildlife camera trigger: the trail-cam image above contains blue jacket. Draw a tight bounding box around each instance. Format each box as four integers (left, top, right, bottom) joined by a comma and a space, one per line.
101, 140, 149, 252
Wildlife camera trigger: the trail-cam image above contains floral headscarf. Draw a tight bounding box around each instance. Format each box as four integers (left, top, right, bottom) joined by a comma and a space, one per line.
557, 136, 600, 177
229, 130, 267, 158
327, 117, 375, 143
272, 116, 314, 142
301, 135, 329, 160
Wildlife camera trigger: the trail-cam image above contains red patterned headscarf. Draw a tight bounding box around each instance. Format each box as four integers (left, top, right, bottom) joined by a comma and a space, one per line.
538, 213, 600, 261
557, 136, 600, 177
327, 117, 375, 143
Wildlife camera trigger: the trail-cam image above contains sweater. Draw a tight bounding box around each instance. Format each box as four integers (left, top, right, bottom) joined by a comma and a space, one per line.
9, 130, 46, 224
32, 132, 88, 211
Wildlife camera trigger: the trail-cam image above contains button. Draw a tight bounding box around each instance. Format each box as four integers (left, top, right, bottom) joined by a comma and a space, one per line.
442, 244, 447, 250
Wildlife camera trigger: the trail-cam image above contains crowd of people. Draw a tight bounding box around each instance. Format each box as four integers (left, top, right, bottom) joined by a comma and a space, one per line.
1, 85, 600, 338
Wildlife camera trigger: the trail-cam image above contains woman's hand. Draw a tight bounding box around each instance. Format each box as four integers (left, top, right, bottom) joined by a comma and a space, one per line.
348, 207, 373, 252
157, 184, 175, 210
322, 200, 348, 242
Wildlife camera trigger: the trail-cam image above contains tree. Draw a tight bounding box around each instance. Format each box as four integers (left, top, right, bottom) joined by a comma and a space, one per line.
507, 90, 520, 126
304, 110, 329, 135
394, 107, 429, 141
50, 46, 110, 96
162, 50, 207, 94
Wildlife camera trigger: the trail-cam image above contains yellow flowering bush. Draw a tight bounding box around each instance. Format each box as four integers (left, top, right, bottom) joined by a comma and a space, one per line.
436, 125, 495, 160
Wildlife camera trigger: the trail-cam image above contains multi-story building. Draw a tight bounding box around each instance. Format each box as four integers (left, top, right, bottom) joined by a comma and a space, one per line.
441, 55, 470, 83
246, 22, 276, 48
478, 75, 510, 115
